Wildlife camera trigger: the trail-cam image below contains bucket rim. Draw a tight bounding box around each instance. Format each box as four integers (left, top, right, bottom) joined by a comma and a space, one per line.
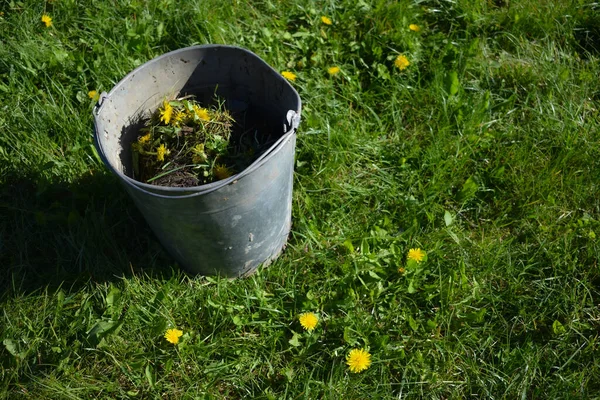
93, 44, 301, 199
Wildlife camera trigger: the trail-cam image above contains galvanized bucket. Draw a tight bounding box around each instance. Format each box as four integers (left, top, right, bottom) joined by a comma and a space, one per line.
93, 45, 301, 277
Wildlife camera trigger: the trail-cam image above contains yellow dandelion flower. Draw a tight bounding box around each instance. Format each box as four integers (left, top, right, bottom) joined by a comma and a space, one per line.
156, 143, 169, 162
409, 24, 420, 32
171, 110, 186, 127
398, 267, 406, 274
327, 66, 341, 76
407, 248, 425, 263
346, 348, 372, 373
394, 54, 410, 71
214, 164, 233, 180
281, 71, 297, 82
394, 54, 410, 70
138, 133, 151, 144
159, 100, 173, 125
299, 312, 318, 332
321, 16, 332, 25
193, 105, 210, 121
41, 14, 52, 28
164, 328, 183, 345
192, 143, 205, 156
88, 90, 100, 101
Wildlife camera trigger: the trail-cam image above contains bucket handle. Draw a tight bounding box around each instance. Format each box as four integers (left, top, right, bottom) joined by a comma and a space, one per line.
284, 110, 301, 133
93, 91, 109, 115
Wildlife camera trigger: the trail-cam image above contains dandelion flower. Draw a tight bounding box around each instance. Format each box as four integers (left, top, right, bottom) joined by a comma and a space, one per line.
41, 14, 52, 28
214, 164, 233, 180
138, 133, 151, 144
327, 66, 341, 76
398, 267, 406, 274
407, 248, 425, 263
171, 110, 186, 127
164, 328, 183, 345
281, 71, 297, 81
394, 54, 410, 70
159, 100, 173, 125
346, 348, 372, 373
156, 143, 169, 162
321, 16, 332, 25
409, 24, 420, 32
193, 105, 210, 121
299, 312, 318, 332
88, 90, 99, 101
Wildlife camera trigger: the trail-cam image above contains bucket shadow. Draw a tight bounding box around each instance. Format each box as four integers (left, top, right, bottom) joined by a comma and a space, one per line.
0, 169, 177, 299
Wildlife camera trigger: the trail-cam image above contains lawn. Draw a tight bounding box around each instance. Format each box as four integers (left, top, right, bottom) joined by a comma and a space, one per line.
1, 0, 600, 398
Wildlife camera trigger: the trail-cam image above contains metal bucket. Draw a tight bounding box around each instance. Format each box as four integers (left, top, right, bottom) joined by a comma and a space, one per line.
93, 45, 301, 277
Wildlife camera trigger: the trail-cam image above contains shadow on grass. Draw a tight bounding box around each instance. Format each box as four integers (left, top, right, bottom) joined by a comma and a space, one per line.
0, 169, 177, 300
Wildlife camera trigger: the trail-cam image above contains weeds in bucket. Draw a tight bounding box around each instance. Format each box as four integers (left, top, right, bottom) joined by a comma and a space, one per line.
131, 97, 247, 187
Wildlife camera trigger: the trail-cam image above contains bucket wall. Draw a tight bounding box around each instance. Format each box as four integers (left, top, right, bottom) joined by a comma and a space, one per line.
93, 45, 301, 276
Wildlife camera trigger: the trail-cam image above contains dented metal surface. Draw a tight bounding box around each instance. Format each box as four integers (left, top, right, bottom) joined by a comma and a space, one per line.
93, 45, 301, 276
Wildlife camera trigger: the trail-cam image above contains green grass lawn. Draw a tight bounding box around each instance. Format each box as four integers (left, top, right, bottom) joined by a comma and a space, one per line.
2, 0, 600, 398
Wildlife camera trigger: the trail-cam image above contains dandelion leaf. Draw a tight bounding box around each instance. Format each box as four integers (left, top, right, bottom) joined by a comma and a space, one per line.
3, 339, 22, 358
458, 176, 478, 202
444, 71, 460, 96
288, 333, 301, 347
552, 320, 566, 335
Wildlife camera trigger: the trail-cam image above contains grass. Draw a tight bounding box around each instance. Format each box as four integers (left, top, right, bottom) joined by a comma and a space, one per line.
1, 0, 600, 398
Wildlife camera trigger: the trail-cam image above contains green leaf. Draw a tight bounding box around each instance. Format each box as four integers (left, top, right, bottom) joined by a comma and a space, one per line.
458, 177, 478, 202
52, 48, 69, 65
145, 363, 155, 388
552, 320, 566, 335
343, 326, 358, 346
343, 239, 355, 254
288, 333, 301, 347
3, 339, 21, 358
368, 270, 383, 280
444, 210, 454, 227
284, 367, 294, 382
407, 258, 424, 270
408, 315, 418, 332
76, 90, 88, 103
466, 308, 487, 323
164, 358, 174, 373
360, 238, 370, 254
407, 279, 416, 294
87, 319, 124, 346
106, 287, 121, 310
376, 63, 390, 80
444, 71, 460, 96
156, 22, 164, 40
